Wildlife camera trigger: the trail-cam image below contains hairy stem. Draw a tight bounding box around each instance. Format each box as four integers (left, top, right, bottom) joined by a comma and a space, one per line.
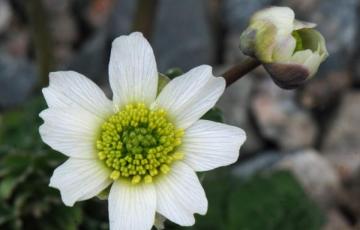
25, 0, 54, 87
222, 57, 261, 87
132, 0, 159, 41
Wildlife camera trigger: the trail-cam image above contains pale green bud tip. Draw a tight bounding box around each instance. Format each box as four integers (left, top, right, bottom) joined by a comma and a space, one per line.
239, 6, 328, 89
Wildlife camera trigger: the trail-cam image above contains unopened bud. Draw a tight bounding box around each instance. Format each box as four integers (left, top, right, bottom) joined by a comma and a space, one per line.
240, 6, 328, 89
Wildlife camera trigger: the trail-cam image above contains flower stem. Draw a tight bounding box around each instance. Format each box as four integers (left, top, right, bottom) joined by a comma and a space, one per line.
132, 0, 159, 41
222, 57, 261, 87
25, 0, 54, 87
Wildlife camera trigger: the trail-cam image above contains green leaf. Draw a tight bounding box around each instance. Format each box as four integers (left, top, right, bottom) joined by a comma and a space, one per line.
165, 68, 183, 79
201, 108, 224, 123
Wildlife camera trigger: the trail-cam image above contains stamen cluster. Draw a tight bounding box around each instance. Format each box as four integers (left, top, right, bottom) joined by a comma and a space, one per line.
96, 103, 184, 184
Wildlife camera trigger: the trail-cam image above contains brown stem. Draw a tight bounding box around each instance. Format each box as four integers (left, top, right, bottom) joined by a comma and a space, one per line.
132, 0, 159, 41
222, 57, 261, 87
25, 0, 54, 87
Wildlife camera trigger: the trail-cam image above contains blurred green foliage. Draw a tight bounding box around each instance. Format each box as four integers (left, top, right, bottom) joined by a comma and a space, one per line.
0, 98, 110, 229
0, 96, 324, 230
167, 170, 325, 230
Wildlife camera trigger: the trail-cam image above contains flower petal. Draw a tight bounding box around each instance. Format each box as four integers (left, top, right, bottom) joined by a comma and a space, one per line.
180, 120, 246, 172
109, 181, 156, 230
153, 65, 225, 129
155, 162, 207, 226
49, 158, 111, 206
39, 107, 102, 159
109, 32, 158, 110
43, 71, 113, 119
252, 6, 295, 35
293, 19, 316, 30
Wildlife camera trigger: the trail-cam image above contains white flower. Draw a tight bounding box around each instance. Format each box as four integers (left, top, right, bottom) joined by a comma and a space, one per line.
39, 32, 246, 230
240, 6, 328, 89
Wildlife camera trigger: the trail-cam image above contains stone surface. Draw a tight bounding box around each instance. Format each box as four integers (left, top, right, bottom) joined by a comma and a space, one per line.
352, 1, 360, 85
0, 53, 37, 108
274, 0, 356, 109
232, 152, 282, 178
216, 68, 265, 153
152, 0, 214, 72
251, 78, 318, 150
0, 0, 12, 35
222, 0, 271, 63
276, 149, 340, 207
68, 31, 108, 81
322, 92, 360, 180
323, 209, 353, 230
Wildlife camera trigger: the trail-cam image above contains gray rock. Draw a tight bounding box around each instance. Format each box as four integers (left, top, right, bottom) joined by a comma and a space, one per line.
323, 209, 353, 230
152, 0, 214, 72
0, 53, 37, 108
107, 0, 137, 39
276, 0, 357, 59
222, 0, 272, 63
68, 31, 108, 81
232, 152, 282, 178
223, 0, 272, 33
0, 0, 12, 35
216, 67, 265, 153
352, 2, 360, 85
275, 149, 340, 207
79, 0, 213, 79
322, 91, 360, 180
251, 78, 318, 150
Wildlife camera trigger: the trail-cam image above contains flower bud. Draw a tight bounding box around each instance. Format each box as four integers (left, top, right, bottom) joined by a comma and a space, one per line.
240, 6, 328, 89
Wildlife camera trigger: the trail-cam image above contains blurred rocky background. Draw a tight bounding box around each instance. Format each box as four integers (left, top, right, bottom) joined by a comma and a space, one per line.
0, 0, 359, 229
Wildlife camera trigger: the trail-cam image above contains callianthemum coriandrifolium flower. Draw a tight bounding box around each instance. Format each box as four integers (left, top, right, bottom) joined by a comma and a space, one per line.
240, 6, 328, 89
39, 32, 246, 230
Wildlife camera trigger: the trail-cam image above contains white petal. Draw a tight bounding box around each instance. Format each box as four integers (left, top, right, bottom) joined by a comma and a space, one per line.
303, 52, 322, 77
181, 120, 246, 172
290, 50, 322, 77
252, 6, 295, 35
50, 158, 111, 206
293, 19, 316, 30
290, 49, 313, 64
109, 32, 158, 110
109, 181, 156, 230
153, 65, 225, 129
39, 107, 102, 159
272, 35, 296, 62
155, 162, 207, 226
43, 71, 113, 119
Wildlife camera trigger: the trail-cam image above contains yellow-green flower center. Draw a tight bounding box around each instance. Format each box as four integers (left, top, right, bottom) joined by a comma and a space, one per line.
96, 103, 184, 184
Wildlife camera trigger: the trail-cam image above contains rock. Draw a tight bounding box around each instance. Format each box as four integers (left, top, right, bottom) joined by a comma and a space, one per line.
83, 0, 214, 75
222, 0, 272, 33
3, 29, 29, 58
323, 209, 353, 230
222, 0, 272, 63
0, 53, 37, 108
152, 0, 214, 72
279, 0, 357, 58
107, 0, 137, 39
68, 31, 108, 81
0, 0, 12, 35
352, 2, 360, 85
51, 13, 79, 64
251, 78, 318, 150
232, 152, 282, 179
86, 0, 115, 29
277, 0, 357, 109
322, 92, 360, 180
275, 149, 340, 207
216, 67, 265, 153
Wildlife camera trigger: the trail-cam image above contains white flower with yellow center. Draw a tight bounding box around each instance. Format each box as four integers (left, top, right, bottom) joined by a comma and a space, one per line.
39, 32, 246, 230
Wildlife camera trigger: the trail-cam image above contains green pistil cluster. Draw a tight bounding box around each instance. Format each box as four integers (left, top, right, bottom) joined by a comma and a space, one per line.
96, 103, 184, 184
